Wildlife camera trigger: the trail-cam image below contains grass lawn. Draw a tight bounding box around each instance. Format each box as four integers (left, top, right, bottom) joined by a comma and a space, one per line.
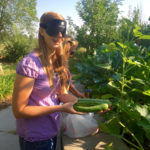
0, 63, 16, 109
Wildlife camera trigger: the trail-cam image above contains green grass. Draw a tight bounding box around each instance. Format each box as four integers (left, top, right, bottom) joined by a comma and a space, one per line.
2, 63, 16, 74
0, 63, 16, 101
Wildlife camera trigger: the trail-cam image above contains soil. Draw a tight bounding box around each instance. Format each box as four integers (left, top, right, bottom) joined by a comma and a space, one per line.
0, 97, 12, 111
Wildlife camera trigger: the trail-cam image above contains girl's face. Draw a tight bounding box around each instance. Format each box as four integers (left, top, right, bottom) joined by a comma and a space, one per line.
42, 30, 64, 50
40, 19, 66, 51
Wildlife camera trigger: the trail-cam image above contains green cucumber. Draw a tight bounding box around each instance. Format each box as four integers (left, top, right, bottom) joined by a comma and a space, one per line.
77, 98, 112, 105
74, 103, 108, 112
73, 98, 111, 112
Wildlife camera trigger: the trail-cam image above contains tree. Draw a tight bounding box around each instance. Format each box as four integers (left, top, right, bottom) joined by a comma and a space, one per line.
0, 0, 38, 40
75, 0, 123, 54
140, 23, 150, 48
66, 16, 77, 39
117, 8, 144, 43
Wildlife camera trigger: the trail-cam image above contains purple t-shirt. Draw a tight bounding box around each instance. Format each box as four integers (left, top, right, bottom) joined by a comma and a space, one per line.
16, 51, 61, 142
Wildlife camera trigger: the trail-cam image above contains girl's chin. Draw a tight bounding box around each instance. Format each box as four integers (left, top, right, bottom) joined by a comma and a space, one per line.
53, 44, 61, 49
52, 41, 61, 48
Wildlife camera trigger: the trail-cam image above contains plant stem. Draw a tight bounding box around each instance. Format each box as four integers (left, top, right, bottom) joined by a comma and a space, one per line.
119, 121, 144, 150
124, 65, 134, 74
120, 53, 125, 104
122, 137, 141, 150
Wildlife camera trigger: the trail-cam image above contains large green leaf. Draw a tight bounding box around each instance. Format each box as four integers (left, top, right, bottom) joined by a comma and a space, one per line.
101, 94, 114, 99
120, 104, 141, 121
133, 25, 143, 38
142, 90, 150, 97
97, 120, 110, 134
136, 105, 150, 122
126, 59, 142, 67
117, 42, 127, 49
108, 81, 121, 92
131, 77, 145, 85
133, 25, 150, 40
131, 88, 142, 93
96, 64, 112, 70
139, 35, 150, 40
106, 117, 121, 136
138, 118, 150, 141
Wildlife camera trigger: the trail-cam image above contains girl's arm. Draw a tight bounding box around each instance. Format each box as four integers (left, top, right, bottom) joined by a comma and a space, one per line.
12, 74, 80, 119
69, 83, 85, 98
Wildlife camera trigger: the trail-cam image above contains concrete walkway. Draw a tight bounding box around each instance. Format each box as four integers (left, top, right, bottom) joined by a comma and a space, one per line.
61, 113, 129, 150
62, 133, 129, 150
0, 106, 62, 150
0, 106, 19, 150
0, 106, 129, 150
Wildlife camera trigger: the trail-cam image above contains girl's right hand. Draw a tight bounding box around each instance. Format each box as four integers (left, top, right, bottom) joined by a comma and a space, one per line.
61, 100, 85, 115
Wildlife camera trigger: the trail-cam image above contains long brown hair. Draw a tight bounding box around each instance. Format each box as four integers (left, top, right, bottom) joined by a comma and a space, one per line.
60, 37, 79, 94
36, 11, 65, 87
63, 36, 78, 68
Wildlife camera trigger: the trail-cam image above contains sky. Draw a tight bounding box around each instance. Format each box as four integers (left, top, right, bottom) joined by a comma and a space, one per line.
36, 0, 150, 26
119, 0, 150, 22
36, 0, 81, 25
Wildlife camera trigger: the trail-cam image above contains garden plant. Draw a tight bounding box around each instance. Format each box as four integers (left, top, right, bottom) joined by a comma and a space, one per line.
70, 26, 150, 150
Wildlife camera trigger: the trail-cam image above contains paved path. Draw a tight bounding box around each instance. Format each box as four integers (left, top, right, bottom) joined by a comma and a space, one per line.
62, 133, 130, 150
0, 106, 20, 150
0, 106, 129, 150
61, 112, 129, 150
0, 106, 62, 150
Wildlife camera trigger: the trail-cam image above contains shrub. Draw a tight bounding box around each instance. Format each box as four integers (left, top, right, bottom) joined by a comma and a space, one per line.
3, 33, 37, 63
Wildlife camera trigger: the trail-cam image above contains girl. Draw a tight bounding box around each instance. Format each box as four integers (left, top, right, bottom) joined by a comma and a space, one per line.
12, 11, 81, 150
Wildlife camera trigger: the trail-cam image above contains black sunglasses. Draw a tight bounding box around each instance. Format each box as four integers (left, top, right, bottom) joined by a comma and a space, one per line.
40, 19, 67, 37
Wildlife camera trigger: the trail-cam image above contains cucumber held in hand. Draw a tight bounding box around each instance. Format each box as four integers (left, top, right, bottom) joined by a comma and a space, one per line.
73, 98, 112, 113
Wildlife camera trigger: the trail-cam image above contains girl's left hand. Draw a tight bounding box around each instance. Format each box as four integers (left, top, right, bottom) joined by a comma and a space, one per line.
77, 93, 86, 98
58, 94, 78, 103
97, 105, 113, 114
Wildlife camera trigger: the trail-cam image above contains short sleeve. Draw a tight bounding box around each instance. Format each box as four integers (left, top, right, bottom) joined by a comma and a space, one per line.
16, 56, 39, 79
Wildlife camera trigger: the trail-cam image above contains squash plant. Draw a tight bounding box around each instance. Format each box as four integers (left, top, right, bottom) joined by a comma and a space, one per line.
71, 27, 150, 149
